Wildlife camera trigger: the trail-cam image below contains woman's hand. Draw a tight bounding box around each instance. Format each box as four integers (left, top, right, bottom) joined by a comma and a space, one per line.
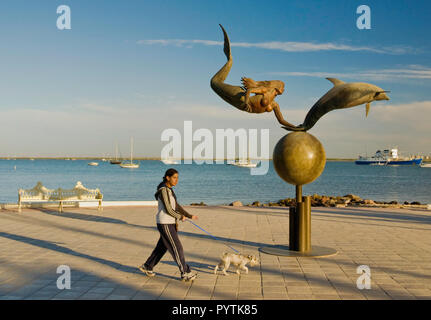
180, 215, 197, 221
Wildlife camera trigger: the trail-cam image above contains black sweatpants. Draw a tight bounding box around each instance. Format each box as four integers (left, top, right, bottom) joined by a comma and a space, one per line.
144, 223, 191, 275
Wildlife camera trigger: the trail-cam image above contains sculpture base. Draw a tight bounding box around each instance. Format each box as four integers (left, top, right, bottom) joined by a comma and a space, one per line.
259, 245, 337, 258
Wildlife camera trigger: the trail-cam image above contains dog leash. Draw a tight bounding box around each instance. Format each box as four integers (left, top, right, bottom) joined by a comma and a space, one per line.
186, 220, 240, 254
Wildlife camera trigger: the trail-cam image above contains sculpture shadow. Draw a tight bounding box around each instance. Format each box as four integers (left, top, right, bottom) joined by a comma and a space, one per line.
312, 207, 431, 226
212, 205, 431, 227
201, 205, 290, 218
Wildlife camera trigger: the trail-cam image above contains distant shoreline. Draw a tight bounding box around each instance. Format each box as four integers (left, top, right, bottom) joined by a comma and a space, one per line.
0, 157, 367, 161
1, 157, 429, 163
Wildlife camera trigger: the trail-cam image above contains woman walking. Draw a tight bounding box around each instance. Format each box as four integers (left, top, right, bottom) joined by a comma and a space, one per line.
139, 168, 199, 282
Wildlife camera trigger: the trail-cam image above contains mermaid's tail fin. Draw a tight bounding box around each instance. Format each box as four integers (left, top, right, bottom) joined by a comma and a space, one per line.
211, 24, 234, 90
281, 125, 306, 132
219, 24, 231, 61
210, 24, 248, 111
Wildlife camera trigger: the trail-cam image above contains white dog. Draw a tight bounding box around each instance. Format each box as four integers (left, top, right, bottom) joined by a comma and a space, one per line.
214, 252, 259, 276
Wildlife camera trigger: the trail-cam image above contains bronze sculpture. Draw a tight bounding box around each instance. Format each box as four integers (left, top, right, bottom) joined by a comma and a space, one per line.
210, 25, 298, 131
296, 78, 390, 131
211, 24, 390, 132
210, 24, 391, 257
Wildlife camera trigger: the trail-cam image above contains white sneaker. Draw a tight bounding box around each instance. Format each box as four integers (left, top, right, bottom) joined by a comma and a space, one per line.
181, 272, 197, 282
139, 264, 155, 277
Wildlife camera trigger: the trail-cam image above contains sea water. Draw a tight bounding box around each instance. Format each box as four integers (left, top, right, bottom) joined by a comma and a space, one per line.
0, 159, 430, 205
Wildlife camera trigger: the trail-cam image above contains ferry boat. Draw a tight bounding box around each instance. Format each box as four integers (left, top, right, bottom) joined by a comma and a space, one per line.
355, 148, 422, 166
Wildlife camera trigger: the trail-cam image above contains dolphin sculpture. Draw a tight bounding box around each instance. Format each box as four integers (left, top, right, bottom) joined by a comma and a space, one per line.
210, 24, 299, 130
283, 78, 390, 131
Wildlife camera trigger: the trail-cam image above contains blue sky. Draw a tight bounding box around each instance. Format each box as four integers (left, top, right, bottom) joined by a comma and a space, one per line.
0, 0, 430, 158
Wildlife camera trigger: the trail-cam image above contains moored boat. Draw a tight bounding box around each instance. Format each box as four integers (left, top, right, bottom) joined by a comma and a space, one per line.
120, 137, 139, 169
110, 142, 122, 164
230, 160, 258, 168
355, 148, 422, 166
161, 158, 180, 165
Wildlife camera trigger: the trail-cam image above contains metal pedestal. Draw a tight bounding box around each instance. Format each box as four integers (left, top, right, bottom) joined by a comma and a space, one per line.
260, 185, 337, 258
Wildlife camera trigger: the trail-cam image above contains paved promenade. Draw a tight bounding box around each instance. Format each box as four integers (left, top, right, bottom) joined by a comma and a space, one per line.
0, 204, 430, 300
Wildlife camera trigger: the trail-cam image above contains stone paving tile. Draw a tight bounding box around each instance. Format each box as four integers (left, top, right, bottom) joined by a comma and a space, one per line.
1, 205, 431, 300
79, 293, 110, 300
287, 294, 315, 300
132, 292, 160, 300
0, 295, 25, 300
94, 281, 118, 288
211, 293, 238, 300
312, 294, 341, 300
237, 294, 263, 300
85, 287, 115, 295
104, 294, 134, 300
51, 291, 86, 300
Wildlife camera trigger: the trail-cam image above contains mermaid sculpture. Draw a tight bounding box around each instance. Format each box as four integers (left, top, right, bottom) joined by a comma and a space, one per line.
210, 24, 300, 131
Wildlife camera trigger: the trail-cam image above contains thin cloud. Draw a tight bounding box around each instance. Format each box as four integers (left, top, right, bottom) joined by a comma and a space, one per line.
137, 39, 417, 55
2, 100, 430, 157
268, 65, 431, 81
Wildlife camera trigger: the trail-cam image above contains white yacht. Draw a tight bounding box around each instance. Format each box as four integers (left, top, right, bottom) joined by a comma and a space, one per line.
230, 159, 258, 168
161, 158, 180, 165
229, 140, 258, 168
120, 137, 140, 169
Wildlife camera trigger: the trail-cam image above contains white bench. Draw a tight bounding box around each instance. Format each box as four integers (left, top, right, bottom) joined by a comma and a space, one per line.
18, 181, 103, 213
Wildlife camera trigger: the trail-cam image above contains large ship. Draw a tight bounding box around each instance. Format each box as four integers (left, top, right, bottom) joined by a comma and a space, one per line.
355, 148, 422, 166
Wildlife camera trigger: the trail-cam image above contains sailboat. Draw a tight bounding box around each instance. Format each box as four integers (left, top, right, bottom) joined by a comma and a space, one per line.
231, 139, 257, 168
231, 158, 257, 168
120, 137, 140, 169
110, 142, 122, 164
